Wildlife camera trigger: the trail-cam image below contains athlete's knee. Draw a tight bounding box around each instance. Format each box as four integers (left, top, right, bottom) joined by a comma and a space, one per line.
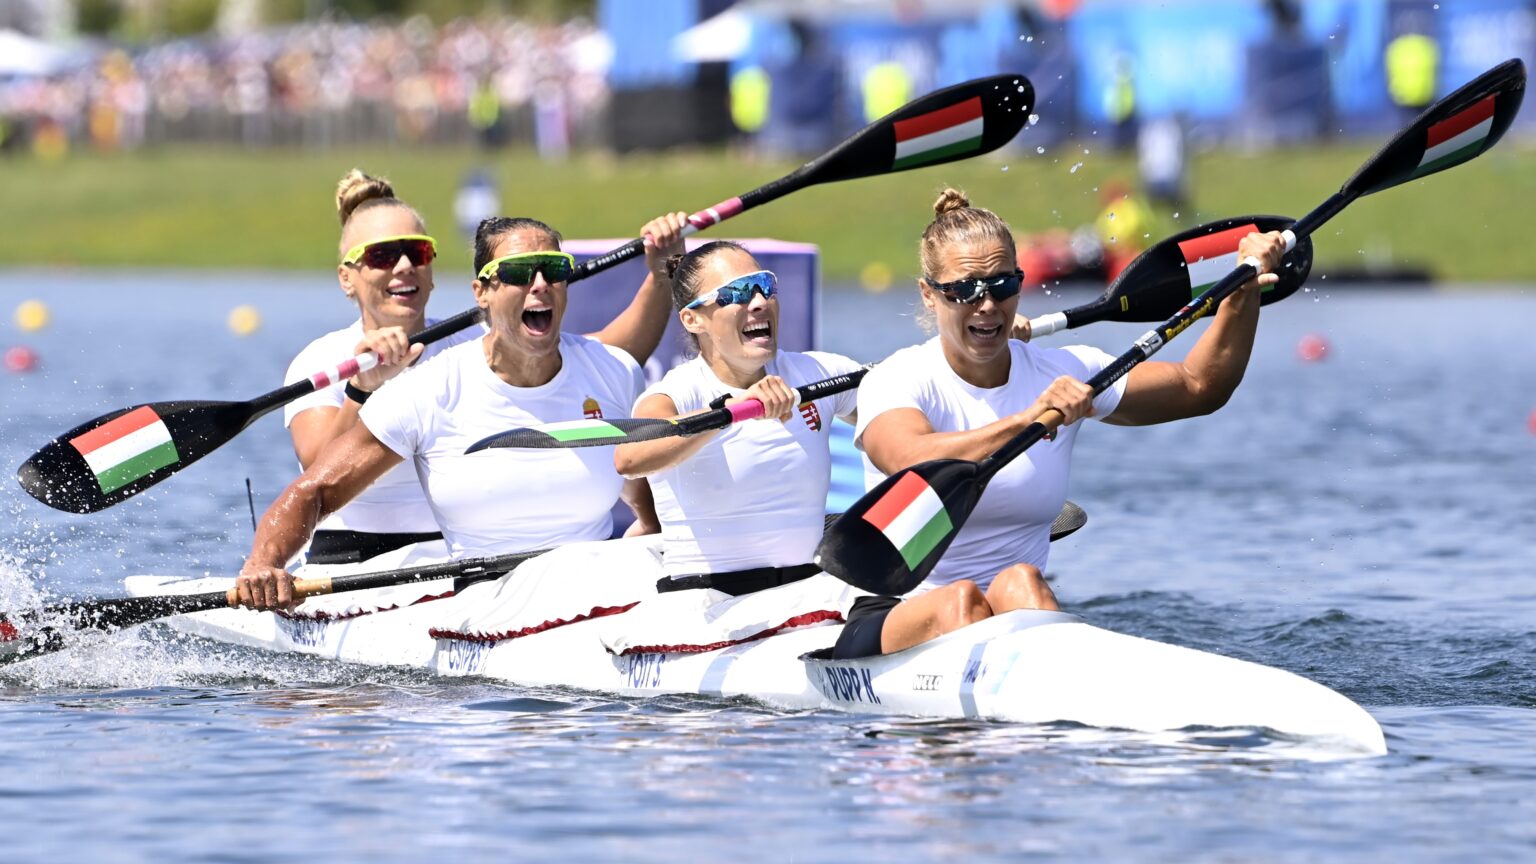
988, 563, 1059, 612
938, 580, 992, 630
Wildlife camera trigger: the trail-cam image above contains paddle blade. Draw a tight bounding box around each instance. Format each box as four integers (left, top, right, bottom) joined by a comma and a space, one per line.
0, 590, 228, 665
814, 459, 982, 595
17, 400, 261, 513
1344, 58, 1525, 198
1050, 499, 1087, 542
466, 417, 687, 452
800, 74, 1032, 186
1050, 216, 1314, 331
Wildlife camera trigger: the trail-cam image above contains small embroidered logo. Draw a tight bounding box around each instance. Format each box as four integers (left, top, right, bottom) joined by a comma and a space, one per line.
799, 401, 822, 431
583, 397, 602, 419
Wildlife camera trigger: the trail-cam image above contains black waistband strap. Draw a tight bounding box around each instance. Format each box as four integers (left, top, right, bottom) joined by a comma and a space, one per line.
306, 529, 445, 565
656, 562, 821, 597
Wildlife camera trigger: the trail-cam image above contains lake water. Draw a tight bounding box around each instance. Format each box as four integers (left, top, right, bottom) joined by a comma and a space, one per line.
1, 271, 1533, 862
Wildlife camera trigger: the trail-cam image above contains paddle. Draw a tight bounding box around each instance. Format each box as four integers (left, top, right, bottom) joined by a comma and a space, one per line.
17, 73, 1036, 515
816, 58, 1526, 596
466, 366, 872, 451
0, 546, 555, 665
467, 213, 1317, 453
0, 496, 1087, 666
1024, 214, 1314, 338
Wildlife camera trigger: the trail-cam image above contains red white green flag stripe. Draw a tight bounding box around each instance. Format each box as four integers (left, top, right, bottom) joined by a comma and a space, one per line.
69, 406, 180, 494
862, 472, 954, 571
892, 97, 985, 170
1414, 95, 1496, 179
1178, 223, 1259, 297
538, 419, 629, 443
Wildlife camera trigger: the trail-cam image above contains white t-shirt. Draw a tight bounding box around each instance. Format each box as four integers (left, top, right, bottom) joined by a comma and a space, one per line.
282, 319, 480, 535
360, 333, 645, 558
855, 337, 1126, 590
641, 351, 861, 577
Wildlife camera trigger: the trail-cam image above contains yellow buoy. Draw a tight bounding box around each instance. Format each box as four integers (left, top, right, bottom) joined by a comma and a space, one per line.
228, 305, 262, 336
14, 299, 49, 332
860, 261, 894, 294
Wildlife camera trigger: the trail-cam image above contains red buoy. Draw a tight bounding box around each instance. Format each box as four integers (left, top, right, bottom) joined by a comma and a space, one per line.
4, 345, 37, 373
1297, 333, 1330, 363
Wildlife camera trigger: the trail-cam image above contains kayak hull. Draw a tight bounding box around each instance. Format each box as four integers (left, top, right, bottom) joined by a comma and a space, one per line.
122, 573, 1387, 755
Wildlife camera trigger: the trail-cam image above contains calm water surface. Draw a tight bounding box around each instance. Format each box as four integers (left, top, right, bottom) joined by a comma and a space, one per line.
0, 271, 1533, 862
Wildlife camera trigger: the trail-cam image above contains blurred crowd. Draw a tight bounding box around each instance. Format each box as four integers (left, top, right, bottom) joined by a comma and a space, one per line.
0, 16, 610, 157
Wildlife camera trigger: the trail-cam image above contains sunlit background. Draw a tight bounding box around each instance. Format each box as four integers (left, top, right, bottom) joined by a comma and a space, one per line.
1, 3, 1534, 862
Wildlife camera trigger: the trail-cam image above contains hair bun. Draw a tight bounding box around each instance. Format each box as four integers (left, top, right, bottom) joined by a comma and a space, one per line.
336, 169, 396, 226
665, 253, 687, 279
933, 187, 971, 217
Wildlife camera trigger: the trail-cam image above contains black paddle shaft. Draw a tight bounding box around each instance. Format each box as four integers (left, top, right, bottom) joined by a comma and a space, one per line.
674, 366, 871, 435
18, 74, 1034, 515
572, 74, 1032, 277
988, 58, 1530, 484
818, 59, 1528, 597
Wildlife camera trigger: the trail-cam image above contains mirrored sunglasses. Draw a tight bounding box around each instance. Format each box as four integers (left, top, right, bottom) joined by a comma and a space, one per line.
342, 234, 437, 269
477, 251, 576, 286
683, 270, 779, 310
925, 270, 1025, 305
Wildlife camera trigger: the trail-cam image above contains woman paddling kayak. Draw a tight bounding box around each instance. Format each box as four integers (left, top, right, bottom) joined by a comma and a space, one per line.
600, 242, 865, 654
833, 189, 1286, 659
235, 214, 684, 610
283, 170, 684, 565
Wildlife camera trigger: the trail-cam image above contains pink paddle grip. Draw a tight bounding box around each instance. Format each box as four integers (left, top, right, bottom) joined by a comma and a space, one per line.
727, 400, 765, 423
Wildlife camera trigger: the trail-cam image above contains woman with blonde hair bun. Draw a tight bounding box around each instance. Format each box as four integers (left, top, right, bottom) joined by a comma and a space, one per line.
834, 188, 1287, 659
280, 169, 685, 565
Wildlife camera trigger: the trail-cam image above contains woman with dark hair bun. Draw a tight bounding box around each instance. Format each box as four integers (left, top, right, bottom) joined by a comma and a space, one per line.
834, 188, 1287, 659
600, 241, 864, 656
235, 207, 689, 609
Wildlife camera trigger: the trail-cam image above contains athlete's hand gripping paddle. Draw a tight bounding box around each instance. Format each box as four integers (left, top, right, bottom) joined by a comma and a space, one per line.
816, 59, 1525, 596
1022, 215, 1314, 338
465, 367, 871, 451
19, 73, 1037, 514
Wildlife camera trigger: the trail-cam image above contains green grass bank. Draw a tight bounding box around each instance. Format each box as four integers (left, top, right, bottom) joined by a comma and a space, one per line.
0, 141, 1531, 282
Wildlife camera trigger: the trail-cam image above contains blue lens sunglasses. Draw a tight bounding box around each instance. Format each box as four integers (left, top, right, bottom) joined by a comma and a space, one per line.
684, 270, 779, 310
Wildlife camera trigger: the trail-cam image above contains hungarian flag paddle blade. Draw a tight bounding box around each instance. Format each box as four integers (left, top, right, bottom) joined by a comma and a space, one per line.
802, 75, 1031, 185
814, 460, 982, 595
17, 400, 260, 513
1028, 214, 1315, 338
1109, 216, 1313, 321
1345, 57, 1525, 197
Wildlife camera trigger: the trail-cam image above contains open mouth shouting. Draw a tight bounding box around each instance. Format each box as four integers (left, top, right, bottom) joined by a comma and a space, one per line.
741, 318, 774, 348
522, 302, 555, 336
966, 318, 1005, 342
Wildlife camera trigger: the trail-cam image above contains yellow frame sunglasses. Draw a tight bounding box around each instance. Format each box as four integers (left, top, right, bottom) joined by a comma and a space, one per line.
477, 251, 577, 285
341, 234, 438, 269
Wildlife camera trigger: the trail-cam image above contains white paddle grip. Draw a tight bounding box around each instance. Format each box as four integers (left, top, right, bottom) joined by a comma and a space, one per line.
355, 352, 381, 375
1026, 311, 1068, 339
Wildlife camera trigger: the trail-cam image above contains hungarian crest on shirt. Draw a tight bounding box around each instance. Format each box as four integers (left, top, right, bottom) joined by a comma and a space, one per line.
799, 401, 822, 432
582, 396, 602, 419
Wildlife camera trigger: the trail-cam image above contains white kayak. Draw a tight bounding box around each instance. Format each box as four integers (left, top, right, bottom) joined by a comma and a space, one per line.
123, 540, 1387, 756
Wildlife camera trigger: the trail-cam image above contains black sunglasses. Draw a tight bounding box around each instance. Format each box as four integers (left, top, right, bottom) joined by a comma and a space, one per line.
924, 270, 1026, 305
